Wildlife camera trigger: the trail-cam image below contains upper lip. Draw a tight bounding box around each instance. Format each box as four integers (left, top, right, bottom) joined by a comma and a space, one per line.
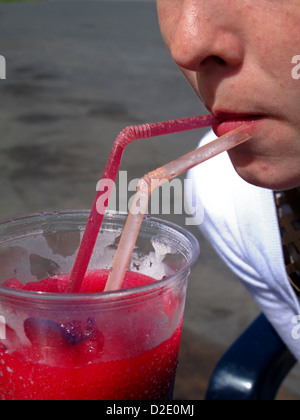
212, 111, 265, 123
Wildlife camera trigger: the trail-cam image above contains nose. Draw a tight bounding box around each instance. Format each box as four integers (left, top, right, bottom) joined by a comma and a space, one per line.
169, 1, 244, 72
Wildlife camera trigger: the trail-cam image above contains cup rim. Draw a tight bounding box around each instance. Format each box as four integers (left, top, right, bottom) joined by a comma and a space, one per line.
0, 210, 200, 304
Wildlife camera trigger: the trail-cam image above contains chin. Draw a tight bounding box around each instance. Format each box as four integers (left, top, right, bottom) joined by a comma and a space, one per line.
228, 152, 300, 191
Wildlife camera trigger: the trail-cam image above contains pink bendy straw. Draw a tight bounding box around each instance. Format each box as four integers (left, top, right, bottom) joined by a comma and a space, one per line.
67, 114, 218, 293
104, 125, 252, 292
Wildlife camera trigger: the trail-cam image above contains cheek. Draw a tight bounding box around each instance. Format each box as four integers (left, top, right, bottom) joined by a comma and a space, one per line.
249, 6, 300, 82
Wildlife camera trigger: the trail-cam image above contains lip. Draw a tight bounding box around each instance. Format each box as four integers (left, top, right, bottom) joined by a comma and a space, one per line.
212, 112, 265, 137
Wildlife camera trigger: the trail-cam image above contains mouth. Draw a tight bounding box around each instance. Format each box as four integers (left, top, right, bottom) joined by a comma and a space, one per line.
212, 112, 266, 137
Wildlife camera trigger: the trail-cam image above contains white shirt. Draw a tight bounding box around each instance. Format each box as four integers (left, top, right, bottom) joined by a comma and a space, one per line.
187, 130, 300, 361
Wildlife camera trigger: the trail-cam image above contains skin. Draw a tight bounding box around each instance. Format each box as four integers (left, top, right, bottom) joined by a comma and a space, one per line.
157, 0, 300, 190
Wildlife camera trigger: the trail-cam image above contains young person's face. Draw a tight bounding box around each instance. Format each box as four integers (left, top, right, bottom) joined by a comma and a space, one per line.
157, 0, 300, 190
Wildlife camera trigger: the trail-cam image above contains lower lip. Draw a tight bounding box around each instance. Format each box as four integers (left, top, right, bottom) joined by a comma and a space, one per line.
212, 117, 263, 137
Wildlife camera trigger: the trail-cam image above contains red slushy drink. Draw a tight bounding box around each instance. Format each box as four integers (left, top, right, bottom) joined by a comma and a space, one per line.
0, 211, 199, 400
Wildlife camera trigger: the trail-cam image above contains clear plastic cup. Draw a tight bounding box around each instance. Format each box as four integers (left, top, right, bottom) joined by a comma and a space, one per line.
0, 210, 199, 400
